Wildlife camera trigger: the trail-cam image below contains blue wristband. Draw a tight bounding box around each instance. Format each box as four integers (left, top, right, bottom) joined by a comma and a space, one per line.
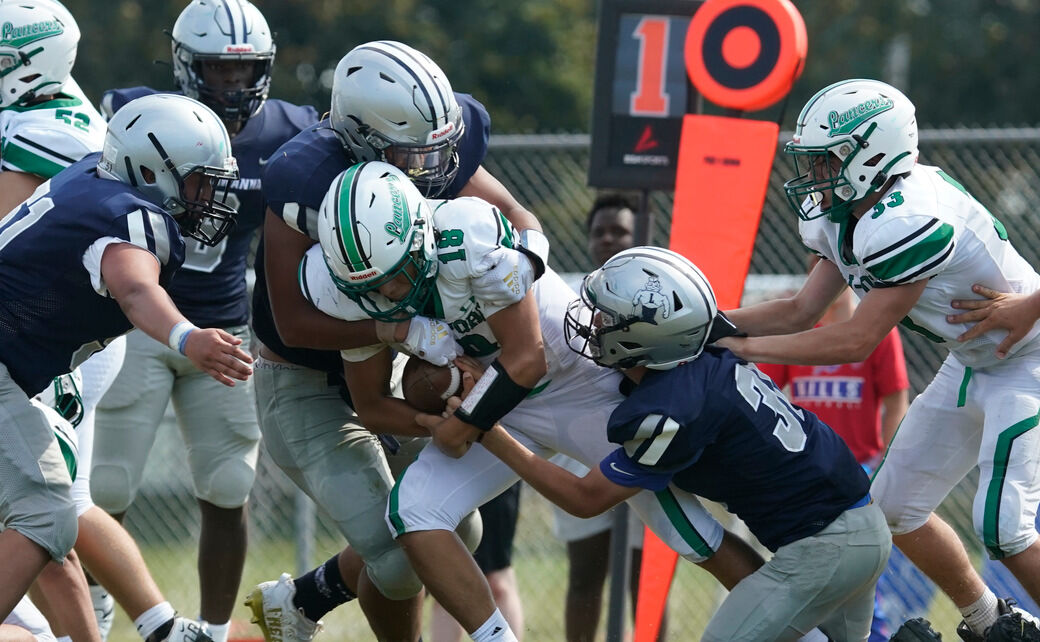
167, 321, 198, 355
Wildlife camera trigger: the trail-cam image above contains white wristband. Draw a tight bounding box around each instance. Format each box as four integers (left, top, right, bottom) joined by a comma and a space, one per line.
167, 321, 198, 355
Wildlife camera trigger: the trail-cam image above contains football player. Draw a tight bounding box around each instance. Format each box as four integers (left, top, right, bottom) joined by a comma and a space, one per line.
718, 79, 1040, 640
470, 246, 893, 640
90, 2, 318, 640
1, 4, 216, 641
295, 162, 770, 642
245, 41, 544, 642
0, 92, 249, 631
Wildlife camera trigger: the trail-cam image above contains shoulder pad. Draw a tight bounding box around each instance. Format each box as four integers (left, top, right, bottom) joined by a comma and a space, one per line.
857, 212, 954, 286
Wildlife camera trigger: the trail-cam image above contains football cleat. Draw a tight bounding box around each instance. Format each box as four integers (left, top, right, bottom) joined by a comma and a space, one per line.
890, 617, 944, 641
153, 617, 214, 642
245, 573, 323, 641
957, 598, 1040, 642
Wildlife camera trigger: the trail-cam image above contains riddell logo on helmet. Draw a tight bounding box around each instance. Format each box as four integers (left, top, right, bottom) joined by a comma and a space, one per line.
349, 269, 379, 282
430, 123, 455, 141
223, 45, 255, 53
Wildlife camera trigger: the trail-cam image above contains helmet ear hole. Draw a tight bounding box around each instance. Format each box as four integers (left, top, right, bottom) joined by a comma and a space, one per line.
140, 166, 157, 184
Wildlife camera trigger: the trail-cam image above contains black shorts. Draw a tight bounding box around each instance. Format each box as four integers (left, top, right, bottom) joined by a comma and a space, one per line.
472, 482, 521, 573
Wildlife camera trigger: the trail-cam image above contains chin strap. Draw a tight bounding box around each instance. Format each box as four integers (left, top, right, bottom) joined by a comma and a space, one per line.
517, 228, 549, 280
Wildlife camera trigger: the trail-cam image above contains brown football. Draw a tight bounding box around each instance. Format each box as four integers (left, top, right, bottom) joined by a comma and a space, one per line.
401, 356, 463, 414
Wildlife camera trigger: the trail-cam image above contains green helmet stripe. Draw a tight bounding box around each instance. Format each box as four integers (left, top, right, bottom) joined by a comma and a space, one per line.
336, 163, 370, 270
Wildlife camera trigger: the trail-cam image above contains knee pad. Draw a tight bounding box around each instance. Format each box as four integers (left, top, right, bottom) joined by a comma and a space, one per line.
973, 521, 1038, 559
365, 547, 423, 601
89, 464, 135, 514
195, 458, 257, 509
456, 509, 483, 554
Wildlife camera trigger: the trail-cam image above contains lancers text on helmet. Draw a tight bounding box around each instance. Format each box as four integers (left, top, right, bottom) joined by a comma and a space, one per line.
383, 179, 409, 242
827, 96, 893, 137
0, 19, 63, 49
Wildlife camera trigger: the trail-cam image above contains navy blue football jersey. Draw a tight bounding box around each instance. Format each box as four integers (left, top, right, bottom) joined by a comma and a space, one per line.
252, 93, 490, 372
0, 154, 185, 395
600, 347, 870, 551
102, 86, 319, 327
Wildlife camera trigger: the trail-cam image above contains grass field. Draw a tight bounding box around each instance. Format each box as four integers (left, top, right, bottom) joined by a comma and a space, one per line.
106, 491, 967, 641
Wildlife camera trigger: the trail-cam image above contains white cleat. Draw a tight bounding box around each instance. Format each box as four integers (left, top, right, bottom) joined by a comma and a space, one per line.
89, 585, 115, 641
245, 573, 323, 642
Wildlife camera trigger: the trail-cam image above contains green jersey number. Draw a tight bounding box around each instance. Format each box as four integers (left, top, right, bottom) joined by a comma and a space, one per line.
438, 228, 466, 264
55, 109, 91, 132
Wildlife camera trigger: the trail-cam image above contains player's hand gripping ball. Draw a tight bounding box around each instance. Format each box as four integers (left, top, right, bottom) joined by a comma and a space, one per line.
401, 356, 464, 414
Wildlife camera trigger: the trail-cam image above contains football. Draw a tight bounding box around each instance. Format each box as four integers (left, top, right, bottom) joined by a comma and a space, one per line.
401, 356, 463, 414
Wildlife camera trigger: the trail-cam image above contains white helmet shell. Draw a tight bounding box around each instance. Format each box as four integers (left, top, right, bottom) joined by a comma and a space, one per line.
784, 78, 918, 220
0, 0, 79, 107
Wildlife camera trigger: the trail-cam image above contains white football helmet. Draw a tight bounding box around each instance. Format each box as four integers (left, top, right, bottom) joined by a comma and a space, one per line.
171, 0, 275, 128
318, 160, 438, 321
0, 0, 79, 108
784, 78, 918, 221
97, 94, 240, 246
565, 247, 718, 370
329, 41, 464, 198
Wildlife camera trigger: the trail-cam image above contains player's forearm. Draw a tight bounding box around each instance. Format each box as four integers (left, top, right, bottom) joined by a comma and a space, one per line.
353, 397, 430, 438
273, 298, 380, 350
115, 281, 187, 345
732, 323, 880, 365
880, 390, 908, 448
725, 297, 822, 337
482, 426, 606, 518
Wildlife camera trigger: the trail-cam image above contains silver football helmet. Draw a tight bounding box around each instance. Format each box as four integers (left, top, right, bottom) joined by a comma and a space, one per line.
317, 160, 438, 321
170, 0, 275, 129
784, 79, 918, 222
97, 94, 239, 246
329, 41, 463, 197
565, 247, 718, 370
0, 0, 79, 108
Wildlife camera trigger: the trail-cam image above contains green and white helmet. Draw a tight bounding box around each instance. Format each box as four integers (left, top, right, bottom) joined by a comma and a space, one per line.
0, 0, 79, 108
318, 160, 438, 321
784, 79, 918, 221
564, 246, 718, 370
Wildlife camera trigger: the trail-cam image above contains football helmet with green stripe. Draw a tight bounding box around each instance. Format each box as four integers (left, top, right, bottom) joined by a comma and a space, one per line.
565, 246, 718, 370
317, 161, 438, 321
0, 0, 79, 108
784, 79, 918, 222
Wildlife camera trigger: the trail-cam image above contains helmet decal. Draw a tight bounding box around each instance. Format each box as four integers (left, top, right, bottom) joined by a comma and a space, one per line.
827, 95, 893, 136
632, 274, 670, 324
0, 17, 64, 48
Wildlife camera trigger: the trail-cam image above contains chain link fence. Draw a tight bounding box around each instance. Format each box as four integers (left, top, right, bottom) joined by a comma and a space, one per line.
113, 127, 1040, 641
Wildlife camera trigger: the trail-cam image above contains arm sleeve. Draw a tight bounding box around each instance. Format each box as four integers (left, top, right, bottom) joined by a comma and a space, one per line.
82, 208, 177, 295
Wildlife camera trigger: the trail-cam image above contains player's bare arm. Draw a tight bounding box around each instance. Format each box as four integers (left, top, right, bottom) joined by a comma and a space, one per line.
263, 208, 381, 350
426, 293, 547, 458
481, 424, 638, 517
342, 348, 431, 438
721, 278, 927, 364
949, 284, 1040, 358
458, 166, 542, 233
0, 171, 45, 221
103, 242, 252, 386
724, 256, 848, 336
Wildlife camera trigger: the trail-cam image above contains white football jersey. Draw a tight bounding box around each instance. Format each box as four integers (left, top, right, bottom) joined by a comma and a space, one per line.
0, 78, 105, 179
800, 164, 1040, 367
301, 196, 583, 384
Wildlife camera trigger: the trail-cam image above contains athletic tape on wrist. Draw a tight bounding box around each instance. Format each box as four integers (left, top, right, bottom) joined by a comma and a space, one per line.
167, 321, 198, 355
454, 360, 532, 431
518, 229, 549, 280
